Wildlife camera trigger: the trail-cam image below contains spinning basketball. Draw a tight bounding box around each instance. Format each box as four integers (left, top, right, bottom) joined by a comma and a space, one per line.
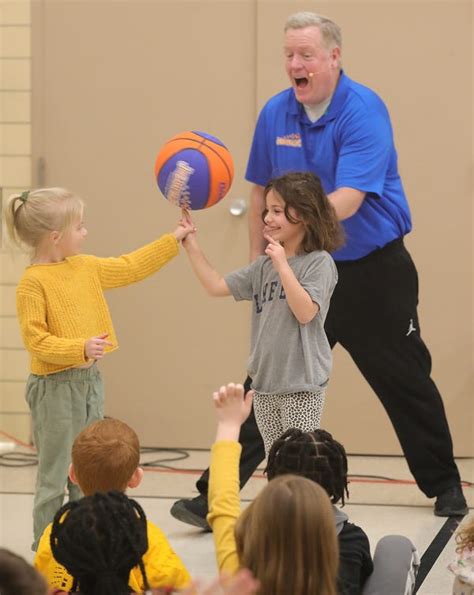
154, 131, 234, 210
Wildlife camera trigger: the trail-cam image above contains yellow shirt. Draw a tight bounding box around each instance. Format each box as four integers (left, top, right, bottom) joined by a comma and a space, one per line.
207, 440, 242, 573
34, 518, 191, 591
16, 234, 178, 375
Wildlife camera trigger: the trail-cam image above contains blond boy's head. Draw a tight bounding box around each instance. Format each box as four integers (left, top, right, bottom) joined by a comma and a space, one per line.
70, 418, 142, 496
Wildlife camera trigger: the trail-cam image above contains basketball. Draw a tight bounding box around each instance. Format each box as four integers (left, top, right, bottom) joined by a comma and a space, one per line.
154, 131, 234, 210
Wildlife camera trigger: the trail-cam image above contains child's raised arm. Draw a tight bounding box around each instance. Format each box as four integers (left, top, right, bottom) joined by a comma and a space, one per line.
173, 212, 196, 242
182, 217, 231, 298
213, 383, 253, 442
207, 383, 254, 573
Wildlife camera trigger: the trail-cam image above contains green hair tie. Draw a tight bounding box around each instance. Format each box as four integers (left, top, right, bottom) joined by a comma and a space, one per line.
19, 190, 30, 203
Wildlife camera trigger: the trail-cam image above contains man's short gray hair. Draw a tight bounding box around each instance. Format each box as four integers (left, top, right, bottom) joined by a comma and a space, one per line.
284, 12, 342, 50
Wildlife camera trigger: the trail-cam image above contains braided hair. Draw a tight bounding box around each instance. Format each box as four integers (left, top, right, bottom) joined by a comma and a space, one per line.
266, 428, 349, 505
50, 491, 150, 595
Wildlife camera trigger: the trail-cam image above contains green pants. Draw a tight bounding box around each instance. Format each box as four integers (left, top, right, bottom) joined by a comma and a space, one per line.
26, 364, 104, 550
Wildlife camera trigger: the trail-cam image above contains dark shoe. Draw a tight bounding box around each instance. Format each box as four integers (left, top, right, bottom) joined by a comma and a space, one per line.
170, 494, 211, 531
434, 484, 469, 517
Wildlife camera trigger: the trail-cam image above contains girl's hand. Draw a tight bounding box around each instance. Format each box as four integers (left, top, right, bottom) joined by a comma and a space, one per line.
217, 569, 260, 595
176, 569, 259, 595
84, 333, 113, 360
213, 383, 253, 440
173, 209, 196, 242
264, 234, 288, 271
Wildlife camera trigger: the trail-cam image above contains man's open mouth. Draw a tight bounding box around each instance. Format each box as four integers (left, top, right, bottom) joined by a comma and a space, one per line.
295, 77, 309, 88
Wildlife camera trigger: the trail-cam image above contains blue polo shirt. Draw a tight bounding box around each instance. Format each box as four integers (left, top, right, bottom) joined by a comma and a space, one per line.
245, 72, 412, 261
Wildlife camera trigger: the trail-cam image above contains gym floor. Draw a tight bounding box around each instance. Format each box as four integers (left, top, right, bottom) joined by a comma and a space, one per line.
0, 442, 472, 594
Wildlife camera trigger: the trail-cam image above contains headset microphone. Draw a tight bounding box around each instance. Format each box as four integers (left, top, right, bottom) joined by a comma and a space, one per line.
307, 65, 335, 78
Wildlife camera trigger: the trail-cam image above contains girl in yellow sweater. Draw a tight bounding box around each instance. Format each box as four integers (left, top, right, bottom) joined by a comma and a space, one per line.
5, 187, 194, 550
208, 382, 339, 595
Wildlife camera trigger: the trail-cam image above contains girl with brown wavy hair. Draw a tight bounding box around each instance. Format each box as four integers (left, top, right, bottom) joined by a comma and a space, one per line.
182, 171, 344, 459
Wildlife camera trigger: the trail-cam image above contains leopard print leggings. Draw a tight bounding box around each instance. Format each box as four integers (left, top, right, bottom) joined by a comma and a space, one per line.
253, 389, 326, 457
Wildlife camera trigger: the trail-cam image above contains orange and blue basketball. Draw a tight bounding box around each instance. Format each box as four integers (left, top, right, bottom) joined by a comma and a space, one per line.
154, 131, 234, 210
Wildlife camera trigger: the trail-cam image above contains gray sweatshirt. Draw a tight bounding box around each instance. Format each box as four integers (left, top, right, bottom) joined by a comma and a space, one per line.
225, 250, 337, 394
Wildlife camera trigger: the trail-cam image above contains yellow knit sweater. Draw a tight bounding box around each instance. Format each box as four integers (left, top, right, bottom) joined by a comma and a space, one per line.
16, 234, 178, 375
207, 440, 242, 573
35, 518, 191, 591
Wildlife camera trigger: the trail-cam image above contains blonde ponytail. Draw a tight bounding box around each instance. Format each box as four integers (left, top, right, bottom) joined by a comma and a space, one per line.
4, 187, 84, 251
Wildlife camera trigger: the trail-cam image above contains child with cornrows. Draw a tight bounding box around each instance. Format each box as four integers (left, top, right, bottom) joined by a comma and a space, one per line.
209, 386, 419, 595
51, 491, 151, 595
34, 418, 191, 592
4, 187, 194, 549
183, 171, 344, 456
49, 490, 260, 595
208, 382, 339, 595
266, 428, 373, 594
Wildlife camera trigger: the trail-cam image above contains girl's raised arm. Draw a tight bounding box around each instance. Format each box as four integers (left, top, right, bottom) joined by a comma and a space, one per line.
182, 230, 230, 298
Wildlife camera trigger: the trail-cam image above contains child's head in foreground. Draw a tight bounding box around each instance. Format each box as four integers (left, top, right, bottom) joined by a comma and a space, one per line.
234, 474, 339, 595
51, 491, 149, 595
266, 427, 349, 506
0, 548, 47, 595
70, 418, 142, 496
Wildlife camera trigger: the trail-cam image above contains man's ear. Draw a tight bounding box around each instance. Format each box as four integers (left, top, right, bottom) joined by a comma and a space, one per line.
331, 46, 341, 67
128, 467, 144, 489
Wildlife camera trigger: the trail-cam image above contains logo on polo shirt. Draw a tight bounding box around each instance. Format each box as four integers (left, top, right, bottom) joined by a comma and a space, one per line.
275, 133, 302, 148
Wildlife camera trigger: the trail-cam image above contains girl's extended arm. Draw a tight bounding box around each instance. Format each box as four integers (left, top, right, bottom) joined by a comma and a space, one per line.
207, 384, 253, 573
183, 232, 230, 297
95, 211, 195, 290
96, 234, 179, 289
264, 235, 319, 324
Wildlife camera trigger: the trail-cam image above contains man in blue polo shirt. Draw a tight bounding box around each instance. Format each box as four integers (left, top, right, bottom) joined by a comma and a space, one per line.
171, 11, 467, 527
246, 55, 412, 262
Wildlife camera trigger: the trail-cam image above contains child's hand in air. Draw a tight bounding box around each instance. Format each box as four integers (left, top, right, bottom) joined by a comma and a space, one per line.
84, 333, 113, 360
213, 383, 253, 441
173, 210, 196, 242
264, 234, 288, 271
